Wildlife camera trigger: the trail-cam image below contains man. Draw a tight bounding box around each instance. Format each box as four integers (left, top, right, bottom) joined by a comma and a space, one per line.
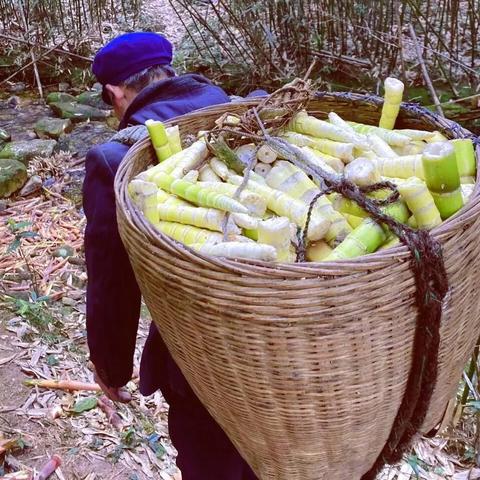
83, 32, 260, 479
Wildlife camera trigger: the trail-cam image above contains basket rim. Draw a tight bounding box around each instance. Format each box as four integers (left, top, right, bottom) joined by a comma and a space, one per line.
115, 91, 480, 276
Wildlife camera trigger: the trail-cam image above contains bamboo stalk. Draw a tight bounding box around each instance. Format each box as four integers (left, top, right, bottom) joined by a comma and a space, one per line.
18, 0, 43, 98
408, 23, 444, 117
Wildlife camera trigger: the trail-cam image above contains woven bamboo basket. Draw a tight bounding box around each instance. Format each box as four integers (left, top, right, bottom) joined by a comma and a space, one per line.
115, 92, 480, 480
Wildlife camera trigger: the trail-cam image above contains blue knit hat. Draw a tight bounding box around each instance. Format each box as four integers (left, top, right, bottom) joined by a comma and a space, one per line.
93, 32, 173, 102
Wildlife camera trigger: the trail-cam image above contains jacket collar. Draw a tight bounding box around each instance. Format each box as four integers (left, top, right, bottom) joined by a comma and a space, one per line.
119, 74, 214, 129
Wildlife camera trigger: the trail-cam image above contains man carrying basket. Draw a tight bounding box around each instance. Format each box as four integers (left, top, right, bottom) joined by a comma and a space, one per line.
83, 32, 263, 479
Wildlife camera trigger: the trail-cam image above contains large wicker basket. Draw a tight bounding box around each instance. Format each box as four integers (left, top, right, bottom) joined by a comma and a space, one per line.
115, 92, 480, 480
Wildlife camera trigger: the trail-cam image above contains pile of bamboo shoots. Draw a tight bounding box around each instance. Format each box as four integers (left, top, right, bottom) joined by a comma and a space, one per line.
129, 78, 476, 263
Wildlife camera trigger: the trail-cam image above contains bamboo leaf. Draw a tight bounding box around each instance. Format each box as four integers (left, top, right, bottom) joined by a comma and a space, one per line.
73, 397, 98, 413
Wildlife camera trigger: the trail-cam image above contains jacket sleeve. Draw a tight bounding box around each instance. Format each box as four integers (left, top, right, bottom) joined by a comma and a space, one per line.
82, 143, 141, 388
246, 89, 268, 98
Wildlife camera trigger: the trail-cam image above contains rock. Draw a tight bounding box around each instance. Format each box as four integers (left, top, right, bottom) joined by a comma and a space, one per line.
25, 131, 37, 140
57, 121, 115, 158
34, 117, 73, 139
7, 82, 26, 93
50, 102, 110, 122
92, 82, 103, 92
0, 99, 52, 141
0, 128, 11, 150
62, 296, 76, 306
46, 92, 76, 105
68, 289, 85, 300
0, 159, 28, 197
0, 128, 11, 143
7, 96, 20, 107
106, 116, 120, 130
58, 82, 70, 92
76, 91, 110, 110
0, 139, 57, 165
53, 244, 75, 258
68, 256, 85, 266
19, 175, 43, 196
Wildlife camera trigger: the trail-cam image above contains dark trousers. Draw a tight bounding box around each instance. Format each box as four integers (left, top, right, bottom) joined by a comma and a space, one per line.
141, 325, 258, 480
168, 393, 258, 480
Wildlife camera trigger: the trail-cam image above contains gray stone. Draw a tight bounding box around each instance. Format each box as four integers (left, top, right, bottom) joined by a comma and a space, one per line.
50, 101, 110, 122
19, 175, 43, 196
58, 82, 70, 92
62, 296, 76, 306
68, 256, 85, 266
7, 96, 20, 107
0, 140, 57, 165
0, 99, 52, 141
25, 131, 37, 140
0, 128, 11, 143
7, 82, 26, 94
76, 91, 110, 110
92, 82, 103, 92
46, 92, 76, 105
57, 121, 115, 158
53, 245, 75, 258
0, 128, 11, 150
0, 159, 28, 197
34, 117, 73, 139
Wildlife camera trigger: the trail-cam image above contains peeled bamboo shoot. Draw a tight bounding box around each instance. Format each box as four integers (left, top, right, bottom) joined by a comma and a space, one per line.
422, 142, 463, 219
397, 177, 442, 229
190, 241, 277, 262
325, 202, 409, 260
146, 119, 172, 161
154, 173, 249, 214
291, 111, 366, 147
344, 158, 381, 186
374, 154, 424, 179
379, 77, 404, 129
348, 122, 410, 146
452, 138, 476, 177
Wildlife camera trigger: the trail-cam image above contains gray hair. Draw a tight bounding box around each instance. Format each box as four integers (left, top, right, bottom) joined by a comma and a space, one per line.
122, 64, 176, 92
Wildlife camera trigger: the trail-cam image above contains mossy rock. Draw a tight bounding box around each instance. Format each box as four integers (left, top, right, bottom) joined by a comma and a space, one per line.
35, 117, 73, 139
0, 158, 28, 197
46, 92, 76, 105
49, 102, 110, 122
57, 121, 115, 158
76, 91, 110, 110
0, 140, 57, 165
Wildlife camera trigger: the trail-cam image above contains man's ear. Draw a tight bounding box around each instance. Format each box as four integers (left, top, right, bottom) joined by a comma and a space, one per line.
105, 84, 125, 104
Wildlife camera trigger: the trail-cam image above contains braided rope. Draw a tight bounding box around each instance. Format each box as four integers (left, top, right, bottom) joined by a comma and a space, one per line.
275, 140, 448, 478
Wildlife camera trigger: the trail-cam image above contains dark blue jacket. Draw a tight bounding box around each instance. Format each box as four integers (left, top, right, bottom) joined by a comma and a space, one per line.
83, 74, 265, 399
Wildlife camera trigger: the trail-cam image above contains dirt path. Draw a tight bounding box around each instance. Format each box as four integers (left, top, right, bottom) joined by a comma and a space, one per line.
0, 303, 180, 480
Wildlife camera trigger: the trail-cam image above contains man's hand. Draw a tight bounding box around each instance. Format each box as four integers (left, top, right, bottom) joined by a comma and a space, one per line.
94, 370, 132, 403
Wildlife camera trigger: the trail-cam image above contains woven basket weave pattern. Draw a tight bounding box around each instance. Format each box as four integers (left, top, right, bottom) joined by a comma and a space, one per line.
115, 93, 480, 480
